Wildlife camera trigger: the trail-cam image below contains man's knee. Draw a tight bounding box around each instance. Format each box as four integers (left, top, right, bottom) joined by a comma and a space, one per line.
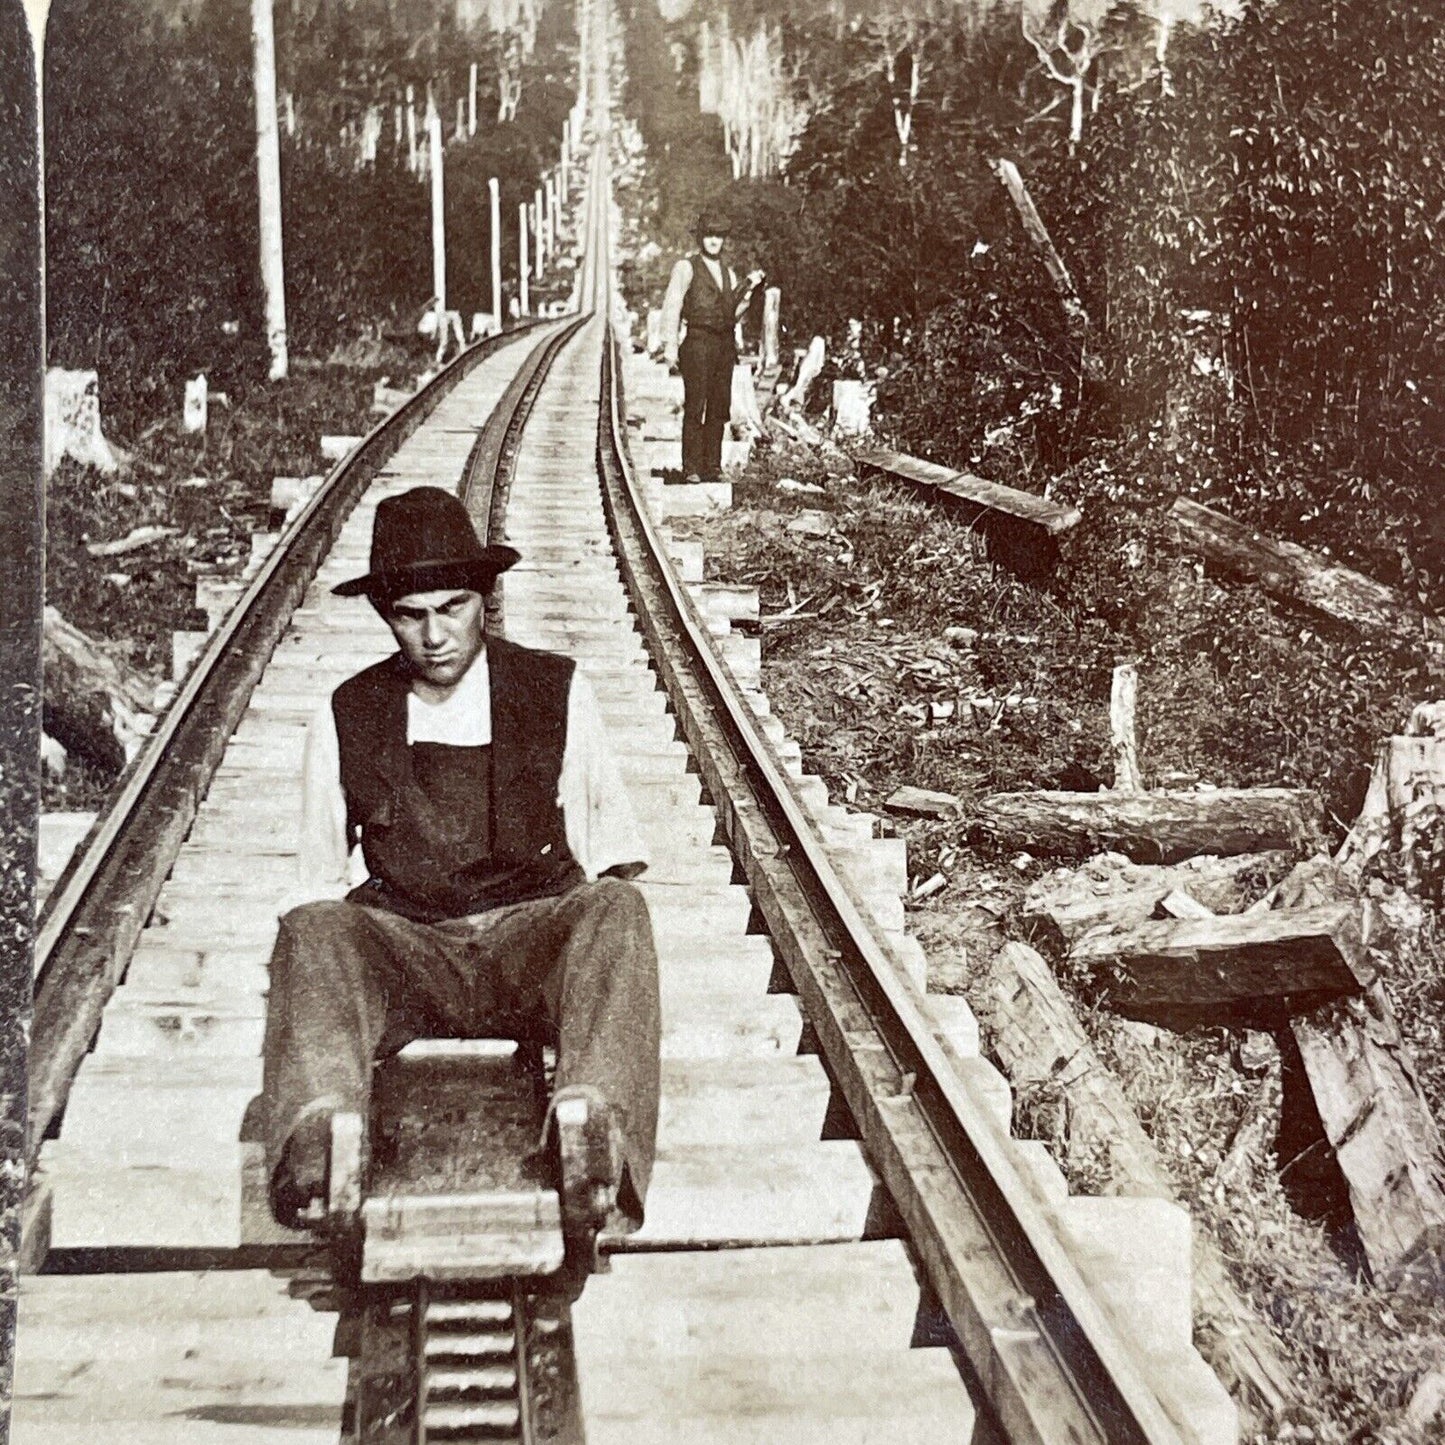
573, 877, 652, 935
277, 898, 371, 953
273, 895, 378, 965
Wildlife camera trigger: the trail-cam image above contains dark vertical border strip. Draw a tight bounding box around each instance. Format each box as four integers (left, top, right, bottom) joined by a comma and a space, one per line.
0, 1, 42, 1435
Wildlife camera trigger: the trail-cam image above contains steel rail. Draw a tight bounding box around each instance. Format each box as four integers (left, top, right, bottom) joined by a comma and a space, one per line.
592, 269, 1185, 1445
27, 316, 556, 1184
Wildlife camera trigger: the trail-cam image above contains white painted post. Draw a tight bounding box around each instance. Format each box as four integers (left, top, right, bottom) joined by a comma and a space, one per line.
468, 62, 478, 137
427, 100, 446, 315
518, 203, 530, 315
251, 0, 288, 380
763, 286, 781, 369
545, 175, 557, 254
456, 96, 465, 140
534, 186, 545, 278
406, 84, 417, 173
282, 89, 295, 137
489, 177, 503, 335
394, 101, 403, 151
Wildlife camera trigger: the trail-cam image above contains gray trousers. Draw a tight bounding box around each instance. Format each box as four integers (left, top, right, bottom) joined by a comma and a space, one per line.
262, 877, 660, 1224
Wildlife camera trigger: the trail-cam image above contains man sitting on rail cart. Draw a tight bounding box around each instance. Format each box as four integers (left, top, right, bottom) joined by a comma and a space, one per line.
261, 485, 660, 1252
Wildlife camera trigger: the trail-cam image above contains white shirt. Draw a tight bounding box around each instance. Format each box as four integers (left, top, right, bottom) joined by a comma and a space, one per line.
290, 648, 648, 907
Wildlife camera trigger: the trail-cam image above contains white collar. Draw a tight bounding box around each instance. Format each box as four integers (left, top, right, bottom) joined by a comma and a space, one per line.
405, 648, 491, 745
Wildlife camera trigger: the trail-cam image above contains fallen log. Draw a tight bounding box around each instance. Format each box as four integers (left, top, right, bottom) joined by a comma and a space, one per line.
856, 446, 1081, 539
1168, 497, 1443, 644
991, 159, 1101, 382
1071, 901, 1372, 1015
973, 787, 1323, 864
1267, 859, 1445, 1284
983, 941, 1294, 1425
1023, 852, 1292, 947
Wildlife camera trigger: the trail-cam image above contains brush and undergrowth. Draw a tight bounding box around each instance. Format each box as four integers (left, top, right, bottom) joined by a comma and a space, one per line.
670, 437, 1445, 1442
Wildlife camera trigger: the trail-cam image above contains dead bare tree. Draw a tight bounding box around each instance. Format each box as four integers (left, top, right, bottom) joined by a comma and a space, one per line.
1019, 0, 1118, 149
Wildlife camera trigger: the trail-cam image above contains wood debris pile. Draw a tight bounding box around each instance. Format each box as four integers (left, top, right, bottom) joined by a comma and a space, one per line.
997, 670, 1445, 1289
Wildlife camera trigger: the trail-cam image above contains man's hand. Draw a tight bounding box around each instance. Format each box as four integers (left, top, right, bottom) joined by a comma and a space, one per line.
745, 268, 765, 290
664, 348, 679, 374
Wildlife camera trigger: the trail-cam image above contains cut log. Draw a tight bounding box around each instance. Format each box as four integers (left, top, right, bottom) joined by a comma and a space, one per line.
1109, 663, 1143, 791
1023, 852, 1291, 946
1168, 497, 1443, 644
973, 787, 1323, 864
983, 942, 1294, 1424
1263, 858, 1445, 1284
1070, 902, 1373, 1015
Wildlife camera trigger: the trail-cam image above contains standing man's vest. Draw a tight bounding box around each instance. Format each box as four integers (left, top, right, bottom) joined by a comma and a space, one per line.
331, 636, 585, 921
680, 255, 739, 346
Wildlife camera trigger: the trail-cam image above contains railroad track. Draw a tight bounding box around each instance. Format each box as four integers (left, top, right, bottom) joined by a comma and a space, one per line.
14, 17, 1235, 1442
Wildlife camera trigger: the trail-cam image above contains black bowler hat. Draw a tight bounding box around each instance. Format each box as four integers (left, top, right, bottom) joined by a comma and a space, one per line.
332, 486, 520, 601
695, 206, 731, 238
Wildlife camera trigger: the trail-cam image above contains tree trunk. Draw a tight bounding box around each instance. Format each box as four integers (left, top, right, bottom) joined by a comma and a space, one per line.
427, 102, 446, 315
1169, 497, 1442, 643
42, 608, 158, 770
983, 942, 1294, 1426
250, 0, 288, 379
972, 787, 1324, 863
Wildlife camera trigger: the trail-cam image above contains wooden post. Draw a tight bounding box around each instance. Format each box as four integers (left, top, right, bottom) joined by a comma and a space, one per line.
1110, 663, 1143, 791
2, 0, 43, 1328
543, 177, 556, 261
251, 0, 288, 380
534, 187, 545, 278
489, 177, 502, 336
455, 96, 465, 141
406, 84, 417, 173
468, 61, 478, 137
762, 286, 781, 370
427, 100, 446, 315
518, 203, 530, 315
282, 89, 295, 138
561, 119, 571, 199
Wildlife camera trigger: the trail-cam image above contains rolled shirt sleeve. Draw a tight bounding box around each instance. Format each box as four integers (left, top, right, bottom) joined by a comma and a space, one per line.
279, 701, 354, 915
660, 257, 692, 360
559, 669, 650, 880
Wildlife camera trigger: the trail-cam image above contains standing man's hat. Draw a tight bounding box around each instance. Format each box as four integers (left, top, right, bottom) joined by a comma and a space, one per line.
694, 206, 732, 238
332, 486, 520, 601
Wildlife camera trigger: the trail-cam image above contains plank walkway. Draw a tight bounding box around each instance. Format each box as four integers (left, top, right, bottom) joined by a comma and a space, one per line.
497, 308, 976, 1441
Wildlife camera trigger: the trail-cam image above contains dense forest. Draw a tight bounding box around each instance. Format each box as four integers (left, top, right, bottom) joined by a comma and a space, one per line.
620, 0, 1445, 594
44, 0, 578, 430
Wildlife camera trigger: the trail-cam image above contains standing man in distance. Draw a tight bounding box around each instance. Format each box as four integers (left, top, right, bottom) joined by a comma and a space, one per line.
661, 207, 764, 484
261, 485, 660, 1253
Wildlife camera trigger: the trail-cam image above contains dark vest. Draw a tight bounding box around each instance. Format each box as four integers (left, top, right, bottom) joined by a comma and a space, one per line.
680, 254, 738, 341
332, 636, 585, 921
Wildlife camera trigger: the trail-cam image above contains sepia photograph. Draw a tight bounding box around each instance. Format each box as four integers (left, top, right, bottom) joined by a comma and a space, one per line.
3, 0, 1444, 1440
